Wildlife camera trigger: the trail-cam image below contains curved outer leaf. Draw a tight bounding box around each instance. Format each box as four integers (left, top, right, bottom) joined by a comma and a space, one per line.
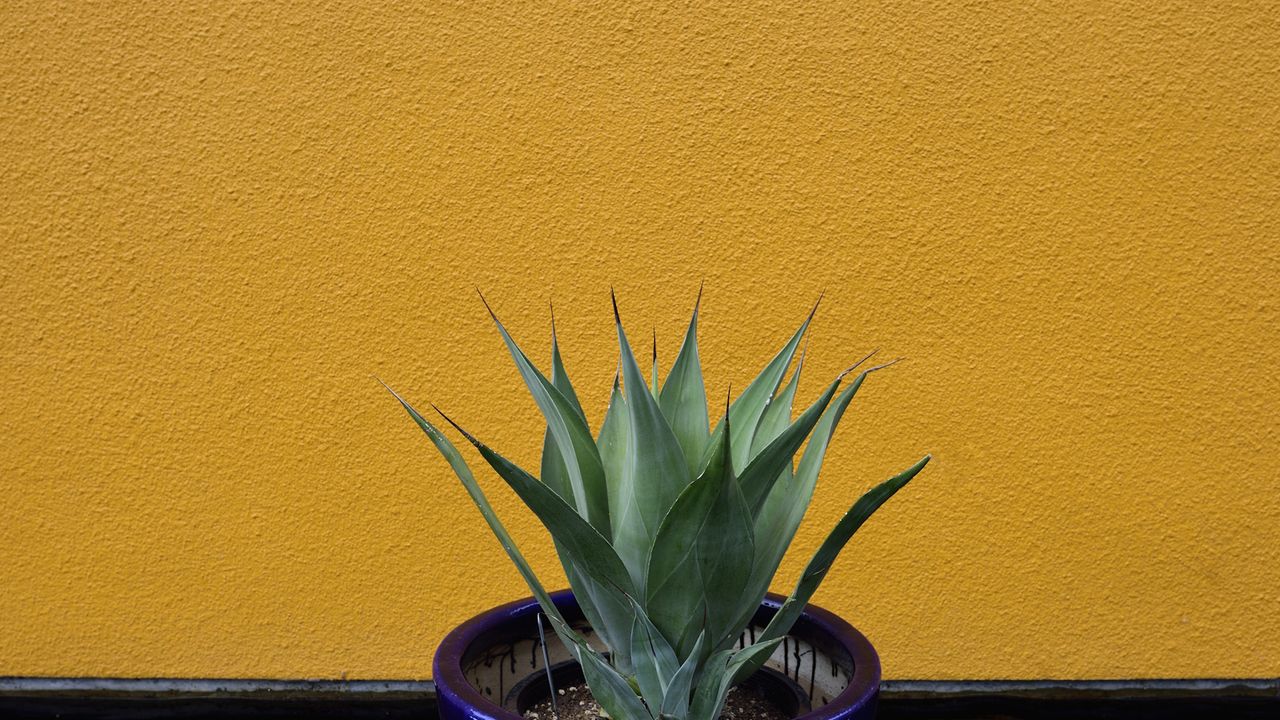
482, 298, 610, 535
658, 292, 711, 478
728, 356, 805, 639
389, 381, 649, 720
548, 613, 655, 720
736, 373, 845, 517
542, 445, 627, 665
612, 294, 693, 592
736, 368, 880, 641
563, 559, 634, 671
382, 384, 597, 672
749, 347, 804, 457
656, 631, 704, 720
544, 342, 632, 670
437, 412, 638, 605
716, 299, 818, 472
645, 411, 754, 659
733, 455, 931, 682
687, 638, 783, 720
694, 371, 843, 651
626, 596, 680, 711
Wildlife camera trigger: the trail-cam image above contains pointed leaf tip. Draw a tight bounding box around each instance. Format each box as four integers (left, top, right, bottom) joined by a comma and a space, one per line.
476, 288, 498, 321
610, 288, 620, 323
837, 349, 880, 380
432, 404, 469, 438
862, 357, 904, 376
377, 378, 419, 412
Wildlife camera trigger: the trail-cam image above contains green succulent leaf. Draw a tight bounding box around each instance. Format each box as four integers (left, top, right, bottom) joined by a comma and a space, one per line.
381, 383, 593, 654
689, 471, 753, 652
549, 311, 588, 418
627, 596, 681, 710
740, 365, 885, 639
658, 290, 711, 478
656, 630, 704, 720
611, 293, 694, 592
542, 328, 632, 665
749, 345, 804, 457
564, 560, 634, 672
597, 374, 629, 496
482, 296, 610, 535
543, 408, 626, 663
436, 411, 638, 604
738, 454, 931, 681
736, 371, 847, 517
645, 408, 754, 657
642, 457, 719, 650
548, 613, 655, 720
687, 638, 783, 720
716, 299, 818, 472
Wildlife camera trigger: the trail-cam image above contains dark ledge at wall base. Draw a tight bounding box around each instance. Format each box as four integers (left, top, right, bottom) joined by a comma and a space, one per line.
0, 677, 1276, 720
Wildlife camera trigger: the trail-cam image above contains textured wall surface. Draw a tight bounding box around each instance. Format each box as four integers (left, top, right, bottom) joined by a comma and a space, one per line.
2, 1, 1277, 681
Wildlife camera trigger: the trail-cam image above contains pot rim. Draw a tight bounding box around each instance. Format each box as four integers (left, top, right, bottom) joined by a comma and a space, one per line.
434, 590, 880, 720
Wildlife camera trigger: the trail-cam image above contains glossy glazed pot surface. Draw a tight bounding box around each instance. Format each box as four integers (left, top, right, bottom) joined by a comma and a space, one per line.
434, 591, 880, 720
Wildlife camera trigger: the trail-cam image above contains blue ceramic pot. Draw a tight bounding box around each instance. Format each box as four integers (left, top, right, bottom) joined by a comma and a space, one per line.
435, 591, 880, 720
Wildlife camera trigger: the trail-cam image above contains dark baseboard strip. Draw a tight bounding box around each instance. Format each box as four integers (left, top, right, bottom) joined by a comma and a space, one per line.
3, 676, 1277, 697
883, 677, 1280, 698
878, 678, 1279, 720
0, 676, 434, 696
0, 676, 1276, 719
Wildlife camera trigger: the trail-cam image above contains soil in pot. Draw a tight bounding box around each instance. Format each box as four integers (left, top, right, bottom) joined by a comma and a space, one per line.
521, 684, 789, 720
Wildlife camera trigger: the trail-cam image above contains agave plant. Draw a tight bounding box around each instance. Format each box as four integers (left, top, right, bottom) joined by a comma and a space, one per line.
385, 291, 929, 720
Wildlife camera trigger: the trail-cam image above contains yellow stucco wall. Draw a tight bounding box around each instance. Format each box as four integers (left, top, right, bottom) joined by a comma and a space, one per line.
2, 1, 1277, 681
